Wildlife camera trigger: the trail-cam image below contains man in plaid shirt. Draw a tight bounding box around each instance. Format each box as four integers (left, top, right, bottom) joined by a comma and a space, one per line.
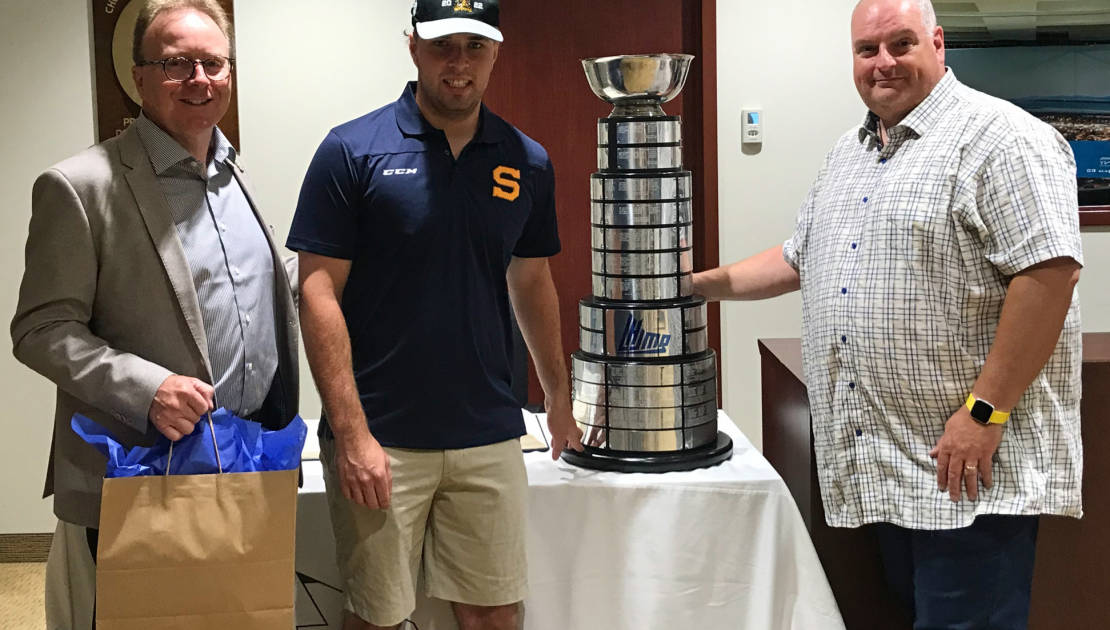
695, 0, 1082, 626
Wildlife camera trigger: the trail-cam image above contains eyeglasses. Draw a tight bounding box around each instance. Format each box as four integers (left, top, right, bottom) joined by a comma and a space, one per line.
138, 56, 234, 82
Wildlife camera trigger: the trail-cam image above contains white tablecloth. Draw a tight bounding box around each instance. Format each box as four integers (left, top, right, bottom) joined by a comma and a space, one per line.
294, 412, 845, 629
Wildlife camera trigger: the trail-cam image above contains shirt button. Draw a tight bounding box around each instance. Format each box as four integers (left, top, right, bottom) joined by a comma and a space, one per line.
246, 362, 253, 371
851, 243, 858, 250
855, 429, 863, 437
841, 335, 847, 343
880, 158, 887, 164
244, 313, 251, 326
862, 196, 869, 203
849, 382, 856, 389
841, 288, 848, 295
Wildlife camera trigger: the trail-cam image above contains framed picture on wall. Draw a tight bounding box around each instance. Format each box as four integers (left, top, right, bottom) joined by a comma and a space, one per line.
938, 2, 1110, 226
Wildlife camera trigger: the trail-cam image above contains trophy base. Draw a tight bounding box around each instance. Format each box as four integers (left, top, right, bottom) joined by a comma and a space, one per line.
561, 431, 733, 473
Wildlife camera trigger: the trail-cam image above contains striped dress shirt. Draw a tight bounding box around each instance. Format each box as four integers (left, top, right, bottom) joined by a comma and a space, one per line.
134, 114, 277, 416
783, 71, 1084, 530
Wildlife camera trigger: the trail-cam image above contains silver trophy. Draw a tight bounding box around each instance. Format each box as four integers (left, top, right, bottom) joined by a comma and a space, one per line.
564, 54, 733, 472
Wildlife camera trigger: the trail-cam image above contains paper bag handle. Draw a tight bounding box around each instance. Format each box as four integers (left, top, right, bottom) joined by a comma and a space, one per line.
165, 411, 224, 476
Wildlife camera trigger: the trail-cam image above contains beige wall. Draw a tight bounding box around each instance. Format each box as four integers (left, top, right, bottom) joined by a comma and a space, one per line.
715, 0, 860, 445
1, 0, 96, 534
1, 0, 1107, 533
232, 0, 416, 419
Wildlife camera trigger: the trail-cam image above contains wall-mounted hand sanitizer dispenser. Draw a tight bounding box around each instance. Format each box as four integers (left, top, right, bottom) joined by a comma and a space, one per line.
741, 109, 763, 144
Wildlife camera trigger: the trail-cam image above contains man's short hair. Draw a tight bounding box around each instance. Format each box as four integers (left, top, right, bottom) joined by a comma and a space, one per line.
915, 0, 937, 31
855, 0, 937, 32
132, 0, 234, 64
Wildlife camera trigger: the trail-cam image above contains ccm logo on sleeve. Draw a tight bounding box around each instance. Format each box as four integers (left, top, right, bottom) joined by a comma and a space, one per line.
492, 166, 521, 202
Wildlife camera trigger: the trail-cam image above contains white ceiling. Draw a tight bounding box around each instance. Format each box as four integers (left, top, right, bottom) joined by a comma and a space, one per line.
937, 0, 1110, 44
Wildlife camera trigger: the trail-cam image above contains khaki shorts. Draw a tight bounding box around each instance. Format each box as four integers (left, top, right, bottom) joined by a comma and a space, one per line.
320, 437, 528, 627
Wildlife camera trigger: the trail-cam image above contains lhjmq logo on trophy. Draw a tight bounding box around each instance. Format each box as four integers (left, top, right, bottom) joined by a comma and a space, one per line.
564, 54, 733, 472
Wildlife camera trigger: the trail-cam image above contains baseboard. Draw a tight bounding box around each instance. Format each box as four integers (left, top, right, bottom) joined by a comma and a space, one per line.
0, 533, 53, 563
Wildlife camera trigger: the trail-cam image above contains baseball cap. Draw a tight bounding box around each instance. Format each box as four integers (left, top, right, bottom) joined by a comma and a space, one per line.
411, 0, 503, 43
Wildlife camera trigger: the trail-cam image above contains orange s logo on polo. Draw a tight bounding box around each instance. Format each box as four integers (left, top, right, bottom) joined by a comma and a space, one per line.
492, 166, 521, 202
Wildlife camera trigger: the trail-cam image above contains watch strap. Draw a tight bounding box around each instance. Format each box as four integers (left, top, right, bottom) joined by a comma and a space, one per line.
965, 394, 1010, 425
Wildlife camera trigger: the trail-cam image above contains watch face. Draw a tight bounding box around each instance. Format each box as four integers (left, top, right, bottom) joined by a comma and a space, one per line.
970, 399, 994, 424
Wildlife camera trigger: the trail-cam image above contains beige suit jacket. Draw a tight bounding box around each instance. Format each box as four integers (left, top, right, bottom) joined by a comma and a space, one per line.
11, 124, 299, 528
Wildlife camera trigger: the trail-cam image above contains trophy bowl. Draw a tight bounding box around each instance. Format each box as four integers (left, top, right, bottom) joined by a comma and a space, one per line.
582, 54, 693, 116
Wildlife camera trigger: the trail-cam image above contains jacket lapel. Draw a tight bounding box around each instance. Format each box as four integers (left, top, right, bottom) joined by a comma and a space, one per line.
227, 157, 300, 423
227, 158, 286, 282
228, 160, 299, 336
117, 126, 214, 382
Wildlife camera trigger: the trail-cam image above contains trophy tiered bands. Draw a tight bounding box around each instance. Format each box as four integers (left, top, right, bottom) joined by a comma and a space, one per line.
563, 54, 733, 472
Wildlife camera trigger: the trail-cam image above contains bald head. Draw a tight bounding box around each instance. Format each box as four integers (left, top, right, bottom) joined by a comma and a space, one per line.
851, 0, 946, 127
855, 0, 936, 31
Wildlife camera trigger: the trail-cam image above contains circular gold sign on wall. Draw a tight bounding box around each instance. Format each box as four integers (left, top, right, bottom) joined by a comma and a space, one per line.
111, 0, 142, 106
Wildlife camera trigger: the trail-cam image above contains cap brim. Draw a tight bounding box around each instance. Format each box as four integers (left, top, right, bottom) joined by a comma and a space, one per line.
415, 18, 504, 42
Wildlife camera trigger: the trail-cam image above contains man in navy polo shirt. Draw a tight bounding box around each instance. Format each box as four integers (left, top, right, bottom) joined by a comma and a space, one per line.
287, 1, 583, 628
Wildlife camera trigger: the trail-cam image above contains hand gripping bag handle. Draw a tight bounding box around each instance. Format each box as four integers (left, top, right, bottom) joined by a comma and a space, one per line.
165, 411, 224, 475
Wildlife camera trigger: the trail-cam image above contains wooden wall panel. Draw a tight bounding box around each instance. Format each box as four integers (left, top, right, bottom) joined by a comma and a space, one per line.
484, 1, 718, 403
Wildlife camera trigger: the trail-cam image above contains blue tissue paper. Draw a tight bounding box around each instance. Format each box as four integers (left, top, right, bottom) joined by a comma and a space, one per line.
72, 408, 306, 478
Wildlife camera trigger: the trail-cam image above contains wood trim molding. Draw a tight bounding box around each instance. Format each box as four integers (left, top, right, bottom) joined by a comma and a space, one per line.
683, 0, 722, 396
702, 0, 721, 377
1079, 205, 1110, 227
0, 533, 52, 563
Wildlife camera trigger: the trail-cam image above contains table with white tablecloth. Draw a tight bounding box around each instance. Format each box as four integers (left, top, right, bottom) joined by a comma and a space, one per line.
293, 412, 845, 630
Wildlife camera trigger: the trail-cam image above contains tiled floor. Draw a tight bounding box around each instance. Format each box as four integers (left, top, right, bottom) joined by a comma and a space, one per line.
0, 562, 45, 628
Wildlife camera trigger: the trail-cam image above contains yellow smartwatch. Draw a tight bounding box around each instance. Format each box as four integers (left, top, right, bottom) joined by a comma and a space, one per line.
965, 394, 1010, 425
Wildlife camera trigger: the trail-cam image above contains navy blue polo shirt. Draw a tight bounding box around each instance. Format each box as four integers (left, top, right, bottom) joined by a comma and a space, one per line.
287, 82, 560, 449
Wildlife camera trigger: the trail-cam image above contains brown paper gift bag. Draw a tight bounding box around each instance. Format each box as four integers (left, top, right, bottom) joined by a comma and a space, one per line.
94, 416, 298, 629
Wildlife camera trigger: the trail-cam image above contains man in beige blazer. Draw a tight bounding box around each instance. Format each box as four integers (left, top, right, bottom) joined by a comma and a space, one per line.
10, 1, 298, 627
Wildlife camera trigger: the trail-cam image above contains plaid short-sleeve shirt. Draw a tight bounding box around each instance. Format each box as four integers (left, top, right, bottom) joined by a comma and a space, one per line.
784, 71, 1084, 530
